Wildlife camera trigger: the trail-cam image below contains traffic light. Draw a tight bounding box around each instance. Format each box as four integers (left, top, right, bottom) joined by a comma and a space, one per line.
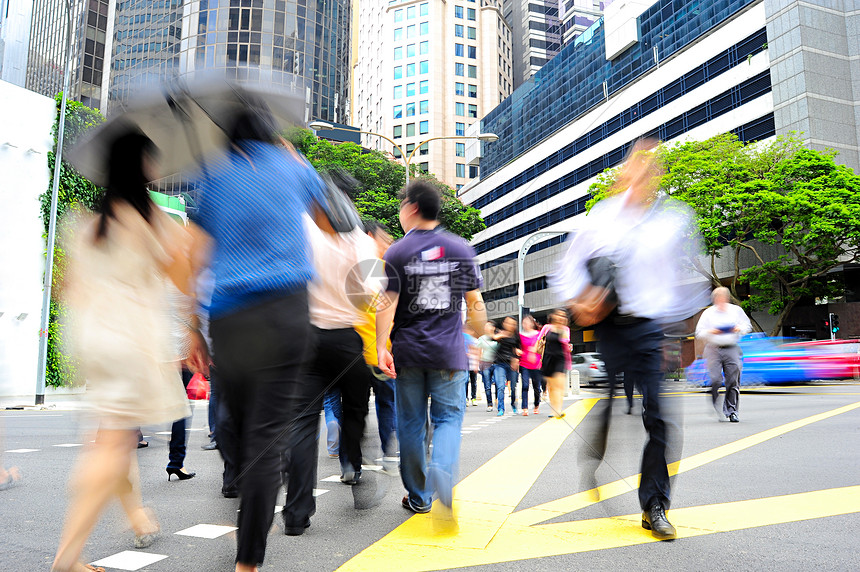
832, 313, 840, 333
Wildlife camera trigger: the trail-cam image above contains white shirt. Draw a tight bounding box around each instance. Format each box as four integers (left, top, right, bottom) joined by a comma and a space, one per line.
304, 215, 380, 329
695, 303, 752, 346
550, 190, 710, 323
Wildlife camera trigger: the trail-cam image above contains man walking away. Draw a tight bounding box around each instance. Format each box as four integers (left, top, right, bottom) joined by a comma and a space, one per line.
376, 181, 486, 517
695, 287, 752, 422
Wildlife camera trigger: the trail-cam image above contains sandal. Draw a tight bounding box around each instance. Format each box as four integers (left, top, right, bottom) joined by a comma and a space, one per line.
137, 440, 149, 449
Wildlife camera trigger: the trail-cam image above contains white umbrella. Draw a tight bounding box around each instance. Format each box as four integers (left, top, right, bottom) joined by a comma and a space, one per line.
67, 76, 305, 186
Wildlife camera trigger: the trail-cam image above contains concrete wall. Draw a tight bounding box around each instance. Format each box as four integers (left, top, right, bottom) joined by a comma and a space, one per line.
0, 81, 54, 400
766, 0, 860, 173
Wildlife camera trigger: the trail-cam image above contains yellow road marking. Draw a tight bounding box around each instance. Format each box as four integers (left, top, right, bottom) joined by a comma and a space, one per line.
512, 400, 860, 526
338, 400, 860, 571
339, 486, 860, 571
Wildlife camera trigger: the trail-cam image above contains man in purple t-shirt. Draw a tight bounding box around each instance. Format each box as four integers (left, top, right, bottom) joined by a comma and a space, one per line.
377, 181, 486, 516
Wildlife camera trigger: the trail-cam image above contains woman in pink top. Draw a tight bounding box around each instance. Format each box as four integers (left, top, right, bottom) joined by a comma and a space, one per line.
519, 315, 544, 415
539, 309, 572, 418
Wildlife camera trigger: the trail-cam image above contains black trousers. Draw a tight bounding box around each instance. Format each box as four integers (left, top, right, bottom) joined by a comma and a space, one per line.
593, 318, 673, 511
210, 291, 312, 566
282, 326, 372, 527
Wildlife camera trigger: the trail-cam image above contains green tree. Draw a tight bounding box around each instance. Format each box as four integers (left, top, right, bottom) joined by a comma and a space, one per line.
38, 95, 105, 387
588, 133, 860, 336
286, 128, 485, 240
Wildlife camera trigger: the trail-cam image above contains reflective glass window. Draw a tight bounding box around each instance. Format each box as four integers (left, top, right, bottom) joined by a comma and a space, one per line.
406, 102, 415, 116
468, 45, 476, 59
456, 163, 466, 177
393, 125, 402, 138
407, 44, 415, 57
394, 28, 402, 41
394, 66, 402, 79
420, 41, 429, 54
454, 5, 463, 18
420, 3, 429, 16
467, 8, 475, 20
419, 60, 429, 73
420, 100, 429, 114
394, 9, 403, 22
406, 82, 415, 97
456, 142, 465, 157
455, 102, 465, 116
455, 63, 464, 76
394, 47, 402, 60
407, 25, 416, 38
455, 82, 465, 96
468, 84, 477, 97
419, 22, 429, 35
419, 120, 429, 134
455, 122, 465, 136
393, 85, 402, 99
406, 123, 415, 137
455, 43, 464, 57
467, 65, 477, 78
455, 24, 464, 37
419, 80, 429, 94
406, 63, 415, 76
407, 5, 415, 19
468, 26, 476, 40
393, 104, 402, 118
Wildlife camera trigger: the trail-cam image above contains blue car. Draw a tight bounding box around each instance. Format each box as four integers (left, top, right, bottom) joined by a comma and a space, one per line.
686, 334, 813, 386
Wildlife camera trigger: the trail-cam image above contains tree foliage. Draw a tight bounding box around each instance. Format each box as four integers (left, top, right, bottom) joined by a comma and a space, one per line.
286, 128, 486, 240
588, 133, 860, 336
38, 94, 105, 387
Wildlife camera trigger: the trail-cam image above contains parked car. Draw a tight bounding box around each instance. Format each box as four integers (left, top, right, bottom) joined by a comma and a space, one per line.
571, 352, 608, 386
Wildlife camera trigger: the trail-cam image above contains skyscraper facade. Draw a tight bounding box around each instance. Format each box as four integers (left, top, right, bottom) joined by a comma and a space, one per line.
507, 0, 606, 88
353, 0, 513, 188
0, 0, 35, 86
26, 0, 111, 109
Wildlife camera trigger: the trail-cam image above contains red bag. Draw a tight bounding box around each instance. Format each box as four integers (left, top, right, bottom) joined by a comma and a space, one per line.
186, 372, 210, 401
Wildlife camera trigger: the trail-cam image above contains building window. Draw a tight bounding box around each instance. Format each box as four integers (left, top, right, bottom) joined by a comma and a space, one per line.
393, 85, 402, 99
455, 122, 465, 136
468, 84, 477, 98
393, 105, 403, 119
406, 44, 415, 57
419, 60, 429, 74
419, 100, 429, 114
419, 22, 429, 35
455, 24, 464, 37
419, 41, 429, 54
419, 162, 429, 173
468, 26, 476, 40
456, 142, 465, 157
468, 65, 477, 78
455, 82, 465, 96
419, 80, 429, 94
394, 47, 402, 60
394, 66, 402, 79
406, 123, 415, 137
420, 2, 429, 16
406, 143, 415, 154
456, 163, 466, 178
406, 82, 415, 97
454, 5, 463, 18
393, 125, 402, 139
394, 8, 403, 22
407, 5, 416, 19
394, 27, 402, 41
455, 102, 465, 116
468, 45, 476, 59
455, 63, 464, 76
469, 165, 479, 178
406, 63, 415, 76
419, 142, 429, 155
468, 104, 478, 118
456, 184, 464, 190
393, 146, 402, 158
406, 102, 415, 116
406, 24, 416, 38
455, 43, 464, 57
467, 7, 475, 20
419, 120, 429, 134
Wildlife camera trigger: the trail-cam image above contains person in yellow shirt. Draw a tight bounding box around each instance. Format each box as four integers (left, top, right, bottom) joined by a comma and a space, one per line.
353, 221, 398, 473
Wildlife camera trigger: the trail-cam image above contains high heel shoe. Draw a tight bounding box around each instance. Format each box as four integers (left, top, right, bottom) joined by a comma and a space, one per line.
166, 467, 196, 481
131, 507, 160, 549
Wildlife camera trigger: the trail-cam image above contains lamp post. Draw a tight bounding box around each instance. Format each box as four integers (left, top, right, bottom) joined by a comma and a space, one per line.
308, 121, 498, 185
35, 0, 75, 405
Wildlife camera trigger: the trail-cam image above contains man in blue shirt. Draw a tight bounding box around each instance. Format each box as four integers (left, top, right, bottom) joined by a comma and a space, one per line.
194, 109, 324, 572
376, 181, 486, 516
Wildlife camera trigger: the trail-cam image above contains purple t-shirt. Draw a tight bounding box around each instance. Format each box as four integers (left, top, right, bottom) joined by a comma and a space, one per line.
384, 227, 482, 370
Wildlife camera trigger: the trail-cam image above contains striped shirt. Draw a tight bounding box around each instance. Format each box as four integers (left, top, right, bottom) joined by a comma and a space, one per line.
196, 141, 325, 320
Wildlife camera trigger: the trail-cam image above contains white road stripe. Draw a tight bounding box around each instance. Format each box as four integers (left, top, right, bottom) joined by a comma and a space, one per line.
91, 551, 168, 571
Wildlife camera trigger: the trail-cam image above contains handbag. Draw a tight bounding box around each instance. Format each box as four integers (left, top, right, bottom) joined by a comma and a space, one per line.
186, 372, 211, 401
535, 334, 547, 357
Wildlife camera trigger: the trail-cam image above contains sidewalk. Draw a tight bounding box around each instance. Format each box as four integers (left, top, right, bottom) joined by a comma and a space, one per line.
0, 386, 87, 411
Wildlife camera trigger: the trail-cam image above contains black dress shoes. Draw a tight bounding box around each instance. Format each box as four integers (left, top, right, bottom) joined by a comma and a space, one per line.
221, 487, 239, 498
642, 504, 677, 540
283, 517, 311, 536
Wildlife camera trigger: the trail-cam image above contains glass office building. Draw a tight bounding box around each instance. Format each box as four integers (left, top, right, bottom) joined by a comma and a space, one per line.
460, 0, 779, 325
26, 0, 111, 109
175, 0, 351, 123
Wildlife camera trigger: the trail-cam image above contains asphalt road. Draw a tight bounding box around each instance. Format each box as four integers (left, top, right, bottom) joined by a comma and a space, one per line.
1, 383, 859, 571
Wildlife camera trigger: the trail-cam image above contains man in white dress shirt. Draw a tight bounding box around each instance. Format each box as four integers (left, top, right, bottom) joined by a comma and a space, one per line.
695, 287, 752, 423
552, 140, 710, 541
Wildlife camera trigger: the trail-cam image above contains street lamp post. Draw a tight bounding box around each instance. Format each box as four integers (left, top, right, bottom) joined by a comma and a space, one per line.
35, 0, 75, 405
308, 121, 498, 185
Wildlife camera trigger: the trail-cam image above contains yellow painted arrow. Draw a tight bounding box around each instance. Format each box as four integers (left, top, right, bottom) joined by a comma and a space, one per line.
338, 400, 860, 571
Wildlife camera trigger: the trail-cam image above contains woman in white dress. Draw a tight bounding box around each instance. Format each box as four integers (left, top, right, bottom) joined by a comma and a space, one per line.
52, 132, 194, 572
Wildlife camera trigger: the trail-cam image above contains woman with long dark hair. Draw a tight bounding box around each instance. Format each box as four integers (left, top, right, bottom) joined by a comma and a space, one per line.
539, 309, 572, 418
52, 132, 194, 572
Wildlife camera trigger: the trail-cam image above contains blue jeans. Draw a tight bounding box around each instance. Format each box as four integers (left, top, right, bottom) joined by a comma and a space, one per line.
396, 368, 466, 510
492, 363, 518, 412
168, 368, 193, 469
370, 366, 397, 456
207, 370, 218, 443
521, 368, 543, 409
323, 388, 342, 456
481, 366, 495, 405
